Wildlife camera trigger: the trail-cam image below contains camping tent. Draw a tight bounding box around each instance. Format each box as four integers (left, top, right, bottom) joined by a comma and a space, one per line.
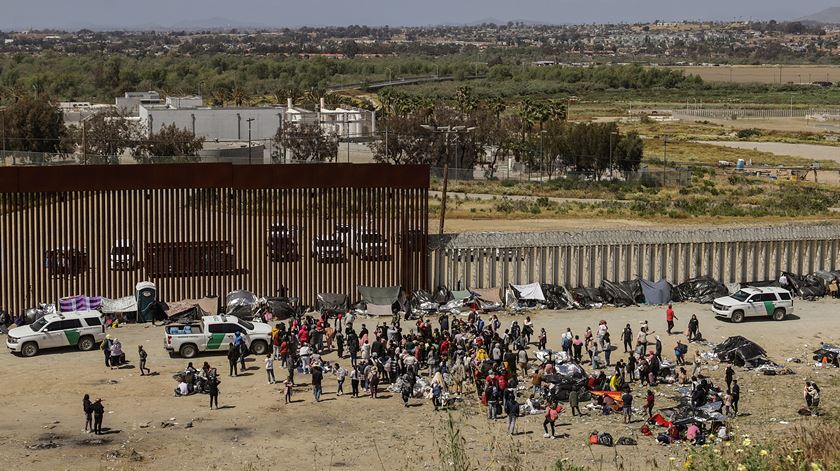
471, 288, 503, 312
640, 279, 672, 305
714, 336, 772, 367
509, 283, 545, 301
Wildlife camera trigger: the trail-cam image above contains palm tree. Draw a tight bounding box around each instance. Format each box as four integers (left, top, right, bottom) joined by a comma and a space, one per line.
231, 87, 249, 107
210, 87, 230, 107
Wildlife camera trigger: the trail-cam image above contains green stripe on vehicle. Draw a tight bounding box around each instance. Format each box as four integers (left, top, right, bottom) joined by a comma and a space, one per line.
763, 301, 775, 316
207, 333, 225, 349
64, 329, 80, 345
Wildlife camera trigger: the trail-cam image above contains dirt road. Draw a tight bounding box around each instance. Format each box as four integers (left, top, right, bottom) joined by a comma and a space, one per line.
1, 299, 838, 470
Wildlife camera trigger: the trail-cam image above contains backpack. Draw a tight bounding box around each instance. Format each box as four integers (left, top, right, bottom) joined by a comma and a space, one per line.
679, 344, 688, 355
598, 432, 614, 447
588, 433, 599, 445
616, 437, 637, 446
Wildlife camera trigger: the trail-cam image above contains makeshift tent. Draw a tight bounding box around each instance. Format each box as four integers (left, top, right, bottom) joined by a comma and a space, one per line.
432, 286, 453, 304
409, 290, 439, 313
101, 296, 137, 314
813, 343, 840, 366
59, 295, 102, 312
450, 290, 473, 301
160, 301, 207, 324
599, 280, 638, 307
713, 336, 772, 368
471, 288, 503, 312
570, 287, 604, 309
782, 272, 826, 300
357, 285, 406, 315
675, 276, 728, 304
316, 293, 349, 314
226, 290, 258, 318
541, 284, 573, 309
640, 279, 672, 305
509, 283, 545, 301
265, 297, 297, 320
181, 297, 219, 316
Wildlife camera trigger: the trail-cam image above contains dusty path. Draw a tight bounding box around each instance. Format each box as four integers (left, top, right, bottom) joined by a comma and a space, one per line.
0, 299, 838, 470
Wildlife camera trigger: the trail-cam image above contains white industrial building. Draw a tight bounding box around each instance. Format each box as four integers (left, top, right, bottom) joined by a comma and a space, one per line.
116, 91, 163, 114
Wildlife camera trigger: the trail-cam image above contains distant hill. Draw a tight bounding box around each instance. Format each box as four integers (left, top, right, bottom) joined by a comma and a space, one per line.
796, 6, 840, 24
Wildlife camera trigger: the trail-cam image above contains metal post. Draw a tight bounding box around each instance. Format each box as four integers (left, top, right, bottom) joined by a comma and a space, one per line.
663, 136, 667, 186
247, 118, 255, 164
346, 112, 350, 163
439, 131, 450, 237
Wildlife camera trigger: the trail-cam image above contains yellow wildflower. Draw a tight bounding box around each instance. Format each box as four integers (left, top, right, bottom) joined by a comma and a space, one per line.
742, 438, 752, 447
760, 450, 768, 457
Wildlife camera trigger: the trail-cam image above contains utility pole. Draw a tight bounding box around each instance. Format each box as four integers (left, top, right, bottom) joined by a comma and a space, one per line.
662, 135, 668, 186
421, 124, 475, 236
345, 112, 350, 163
247, 118, 255, 164
609, 131, 618, 179
1, 108, 5, 165
81, 114, 87, 165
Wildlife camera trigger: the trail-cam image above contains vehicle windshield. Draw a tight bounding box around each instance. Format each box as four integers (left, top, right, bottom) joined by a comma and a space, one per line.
730, 290, 751, 302
237, 319, 254, 331
361, 234, 384, 243
30, 317, 48, 331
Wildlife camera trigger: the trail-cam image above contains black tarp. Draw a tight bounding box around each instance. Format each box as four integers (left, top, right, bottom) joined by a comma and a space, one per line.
570, 287, 604, 308
783, 272, 826, 300
675, 276, 729, 304
813, 343, 840, 366
599, 280, 640, 307
640, 279, 672, 305
713, 336, 772, 367
541, 284, 572, 309
316, 293, 349, 313
266, 297, 298, 321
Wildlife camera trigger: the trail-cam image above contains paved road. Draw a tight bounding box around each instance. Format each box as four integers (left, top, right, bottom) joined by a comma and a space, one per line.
430, 190, 628, 205
328, 74, 487, 92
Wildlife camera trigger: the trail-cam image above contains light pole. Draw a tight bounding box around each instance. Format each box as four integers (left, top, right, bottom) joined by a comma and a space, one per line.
661, 135, 669, 186
420, 124, 475, 237
609, 131, 618, 179
247, 118, 255, 164
385, 67, 393, 82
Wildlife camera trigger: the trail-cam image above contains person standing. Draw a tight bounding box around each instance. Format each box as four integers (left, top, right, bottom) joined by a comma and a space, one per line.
227, 343, 239, 377
538, 328, 547, 350
505, 395, 520, 435
603, 332, 612, 366
207, 373, 219, 409
655, 336, 663, 361
725, 365, 735, 393
572, 335, 583, 363
350, 365, 360, 397
808, 383, 820, 416
687, 315, 700, 342
83, 394, 93, 433
311, 363, 323, 402
238, 338, 249, 372
543, 403, 562, 439
101, 335, 112, 368
284, 377, 293, 404
621, 324, 633, 353
665, 304, 678, 335
265, 354, 276, 384
334, 363, 347, 396
137, 345, 151, 376
621, 390, 633, 424
731, 379, 741, 416
368, 367, 380, 399
569, 388, 582, 416
645, 390, 655, 418
91, 398, 105, 435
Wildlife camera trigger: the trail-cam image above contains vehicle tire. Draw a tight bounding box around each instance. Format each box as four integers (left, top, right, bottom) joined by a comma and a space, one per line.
250, 340, 268, 356
78, 336, 95, 351
772, 308, 786, 321
180, 344, 198, 358
731, 310, 745, 324
21, 342, 39, 357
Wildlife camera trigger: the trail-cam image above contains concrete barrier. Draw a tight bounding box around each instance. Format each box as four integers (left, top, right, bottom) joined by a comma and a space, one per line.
429, 223, 840, 289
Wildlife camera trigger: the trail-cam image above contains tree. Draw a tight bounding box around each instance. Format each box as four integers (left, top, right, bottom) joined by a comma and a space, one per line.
615, 131, 644, 172
3, 95, 70, 159
273, 122, 338, 162
79, 108, 141, 164
133, 123, 204, 163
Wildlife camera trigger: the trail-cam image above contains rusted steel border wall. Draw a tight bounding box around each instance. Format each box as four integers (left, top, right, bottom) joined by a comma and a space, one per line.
0, 163, 429, 314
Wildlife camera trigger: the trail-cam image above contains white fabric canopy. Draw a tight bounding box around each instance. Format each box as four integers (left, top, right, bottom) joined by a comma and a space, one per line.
101, 296, 137, 314
366, 304, 393, 317
510, 283, 545, 301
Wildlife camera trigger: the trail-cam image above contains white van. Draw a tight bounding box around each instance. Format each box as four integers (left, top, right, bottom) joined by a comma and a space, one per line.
711, 287, 794, 323
7, 311, 106, 357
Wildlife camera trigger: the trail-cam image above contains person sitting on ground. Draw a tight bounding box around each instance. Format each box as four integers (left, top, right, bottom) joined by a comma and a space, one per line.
175, 379, 191, 396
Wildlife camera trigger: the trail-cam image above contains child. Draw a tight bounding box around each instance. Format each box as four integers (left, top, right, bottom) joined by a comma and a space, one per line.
723, 391, 733, 417
284, 378, 293, 404
265, 354, 275, 384
138, 345, 150, 376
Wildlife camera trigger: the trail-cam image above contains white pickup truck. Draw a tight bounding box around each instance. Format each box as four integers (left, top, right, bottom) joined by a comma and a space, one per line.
164, 315, 272, 358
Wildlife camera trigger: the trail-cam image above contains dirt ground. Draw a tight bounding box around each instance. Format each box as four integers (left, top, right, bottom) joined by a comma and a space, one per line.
671, 65, 840, 85
1, 299, 838, 471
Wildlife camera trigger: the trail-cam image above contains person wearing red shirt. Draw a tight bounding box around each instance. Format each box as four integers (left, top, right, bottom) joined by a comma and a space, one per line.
665, 304, 678, 335
543, 403, 563, 438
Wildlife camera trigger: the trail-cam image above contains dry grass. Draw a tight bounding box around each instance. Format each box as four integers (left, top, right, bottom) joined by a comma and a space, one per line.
670, 65, 840, 84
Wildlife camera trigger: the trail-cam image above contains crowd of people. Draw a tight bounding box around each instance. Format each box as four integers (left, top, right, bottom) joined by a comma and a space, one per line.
82, 302, 825, 446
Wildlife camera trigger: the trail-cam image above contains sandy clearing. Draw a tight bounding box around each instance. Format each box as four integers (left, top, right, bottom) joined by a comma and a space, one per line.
0, 299, 838, 470
695, 140, 840, 163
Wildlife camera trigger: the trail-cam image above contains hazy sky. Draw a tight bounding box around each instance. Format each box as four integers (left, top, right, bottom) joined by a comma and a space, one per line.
1, 0, 836, 30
